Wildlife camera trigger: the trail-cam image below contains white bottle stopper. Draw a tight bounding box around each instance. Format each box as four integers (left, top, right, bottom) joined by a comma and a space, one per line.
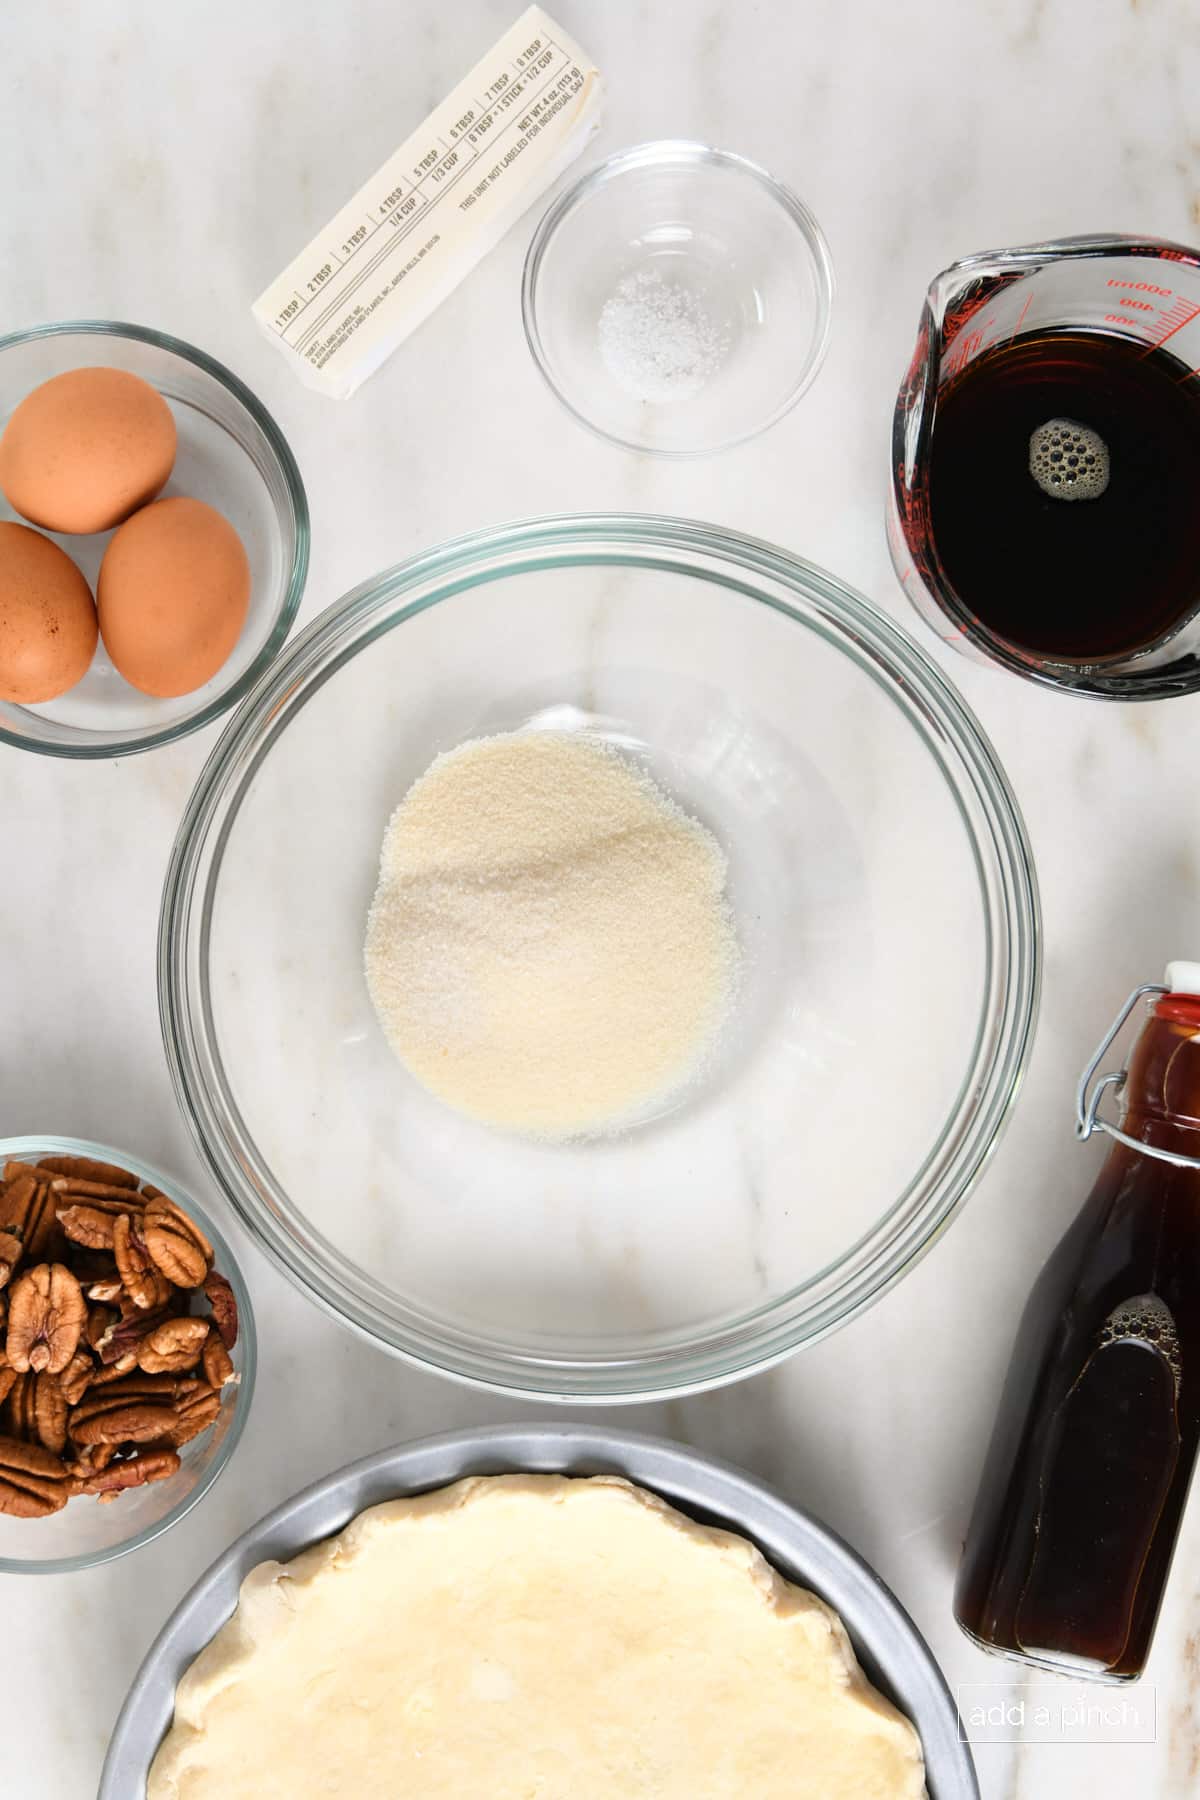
1164, 961, 1200, 994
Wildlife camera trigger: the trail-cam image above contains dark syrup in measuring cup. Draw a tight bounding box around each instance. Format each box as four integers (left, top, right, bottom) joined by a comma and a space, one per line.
925, 329, 1200, 662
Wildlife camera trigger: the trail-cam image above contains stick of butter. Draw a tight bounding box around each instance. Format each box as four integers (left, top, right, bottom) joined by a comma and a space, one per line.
252, 7, 602, 398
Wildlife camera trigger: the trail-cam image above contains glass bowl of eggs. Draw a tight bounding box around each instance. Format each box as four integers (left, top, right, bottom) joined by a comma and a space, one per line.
0, 321, 309, 758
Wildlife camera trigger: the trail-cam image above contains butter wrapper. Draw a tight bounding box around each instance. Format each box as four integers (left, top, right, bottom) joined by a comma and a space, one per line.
253, 6, 602, 398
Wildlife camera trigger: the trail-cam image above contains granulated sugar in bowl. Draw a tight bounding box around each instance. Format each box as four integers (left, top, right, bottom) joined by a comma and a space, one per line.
160, 516, 1038, 1401
364, 730, 737, 1138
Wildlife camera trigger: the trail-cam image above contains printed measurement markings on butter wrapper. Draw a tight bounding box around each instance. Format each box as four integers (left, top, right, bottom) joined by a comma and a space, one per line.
253, 6, 602, 398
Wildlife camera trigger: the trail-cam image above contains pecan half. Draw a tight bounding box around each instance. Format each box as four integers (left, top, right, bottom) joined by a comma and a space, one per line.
67, 1442, 116, 1480
79, 1446, 180, 1501
0, 1352, 14, 1410
1, 1162, 40, 1187
0, 1227, 23, 1290
0, 1434, 73, 1518
36, 1155, 139, 1190
94, 1372, 180, 1401
113, 1214, 170, 1312
86, 1302, 118, 1354
6, 1264, 86, 1374
70, 1398, 179, 1447
1, 1176, 62, 1263
69, 1374, 180, 1446
58, 1350, 94, 1408
168, 1381, 222, 1448
87, 1277, 124, 1305
0, 1175, 35, 1235
97, 1304, 171, 1366
56, 1178, 146, 1207
201, 1333, 237, 1391
59, 1204, 122, 1252
4, 1369, 70, 1455
27, 1182, 64, 1261
137, 1317, 209, 1375
116, 1284, 187, 1323
142, 1196, 212, 1288
32, 1371, 68, 1455
3, 1371, 32, 1439
203, 1269, 239, 1348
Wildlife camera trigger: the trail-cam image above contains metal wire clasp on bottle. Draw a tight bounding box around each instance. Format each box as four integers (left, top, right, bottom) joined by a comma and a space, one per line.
1076, 982, 1200, 1171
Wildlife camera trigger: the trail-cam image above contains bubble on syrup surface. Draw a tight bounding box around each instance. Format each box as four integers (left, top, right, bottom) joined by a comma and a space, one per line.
1099, 1294, 1182, 1389
1029, 417, 1110, 500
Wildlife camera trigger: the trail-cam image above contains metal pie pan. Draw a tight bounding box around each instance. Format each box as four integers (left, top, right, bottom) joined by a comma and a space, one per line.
100, 1425, 977, 1799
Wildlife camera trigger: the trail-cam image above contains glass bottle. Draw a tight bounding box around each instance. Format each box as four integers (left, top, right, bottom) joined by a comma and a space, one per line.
955, 964, 1200, 1681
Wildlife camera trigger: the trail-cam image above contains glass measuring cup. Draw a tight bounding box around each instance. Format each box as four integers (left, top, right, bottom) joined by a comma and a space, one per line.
889, 234, 1200, 699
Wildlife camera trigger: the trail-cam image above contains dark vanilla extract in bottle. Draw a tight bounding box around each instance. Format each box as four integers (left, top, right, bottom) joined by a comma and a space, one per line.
927, 330, 1200, 662
956, 973, 1200, 1681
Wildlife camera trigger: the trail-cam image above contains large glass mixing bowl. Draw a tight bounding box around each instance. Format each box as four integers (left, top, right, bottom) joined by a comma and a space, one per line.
160, 517, 1039, 1400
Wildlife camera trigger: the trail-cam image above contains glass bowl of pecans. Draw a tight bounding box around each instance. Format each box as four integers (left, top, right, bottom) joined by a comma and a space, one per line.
0, 1137, 255, 1572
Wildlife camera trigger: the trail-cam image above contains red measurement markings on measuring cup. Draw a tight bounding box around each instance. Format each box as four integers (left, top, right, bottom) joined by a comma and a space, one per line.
1104, 275, 1175, 336
1101, 277, 1200, 357
942, 324, 994, 381
942, 293, 1034, 384
1150, 296, 1200, 352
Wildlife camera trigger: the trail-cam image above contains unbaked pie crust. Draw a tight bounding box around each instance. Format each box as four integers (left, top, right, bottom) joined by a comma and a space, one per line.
149, 1474, 927, 1799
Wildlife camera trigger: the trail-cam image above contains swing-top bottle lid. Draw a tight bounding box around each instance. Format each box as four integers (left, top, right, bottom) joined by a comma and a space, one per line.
1164, 961, 1200, 996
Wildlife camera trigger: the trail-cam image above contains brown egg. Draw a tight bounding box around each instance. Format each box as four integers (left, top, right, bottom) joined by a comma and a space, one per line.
0, 367, 177, 535
0, 521, 98, 702
97, 496, 250, 698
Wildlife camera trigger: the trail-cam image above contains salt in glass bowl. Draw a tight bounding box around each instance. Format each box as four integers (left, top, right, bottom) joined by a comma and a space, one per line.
0, 321, 309, 758
522, 142, 834, 455
159, 514, 1039, 1403
0, 1137, 255, 1574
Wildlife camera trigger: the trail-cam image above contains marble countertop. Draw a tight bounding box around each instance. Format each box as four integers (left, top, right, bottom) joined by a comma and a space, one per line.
5, 2, 1200, 1795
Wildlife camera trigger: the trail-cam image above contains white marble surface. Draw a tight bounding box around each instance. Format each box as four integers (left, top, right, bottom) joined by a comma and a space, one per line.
4, 2, 1200, 1795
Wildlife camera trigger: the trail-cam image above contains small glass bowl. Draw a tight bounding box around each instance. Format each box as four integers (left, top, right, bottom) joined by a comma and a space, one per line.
0, 321, 309, 758
522, 142, 834, 455
0, 1137, 255, 1574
